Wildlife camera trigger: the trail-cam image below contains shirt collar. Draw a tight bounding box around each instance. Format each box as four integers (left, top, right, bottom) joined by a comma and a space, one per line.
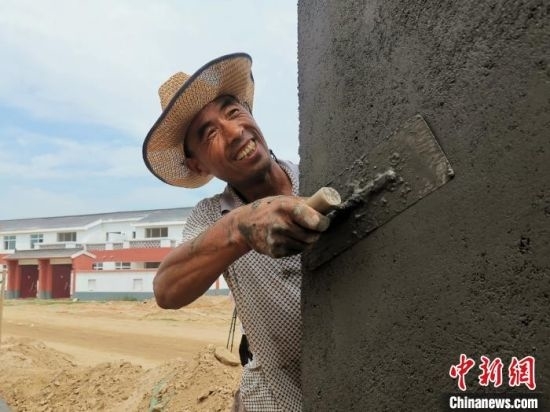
220, 159, 299, 214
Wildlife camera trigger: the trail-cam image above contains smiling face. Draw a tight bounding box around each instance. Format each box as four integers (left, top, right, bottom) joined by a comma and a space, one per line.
184, 95, 273, 188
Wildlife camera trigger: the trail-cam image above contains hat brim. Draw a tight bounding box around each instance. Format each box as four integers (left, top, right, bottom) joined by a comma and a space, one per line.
143, 53, 254, 188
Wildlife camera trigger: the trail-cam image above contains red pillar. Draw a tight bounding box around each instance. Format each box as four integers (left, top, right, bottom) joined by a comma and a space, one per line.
46, 262, 53, 298
7, 261, 19, 298
71, 268, 76, 296
38, 259, 51, 299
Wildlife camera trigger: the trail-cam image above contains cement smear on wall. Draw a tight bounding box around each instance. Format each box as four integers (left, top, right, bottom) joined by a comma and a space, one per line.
298, 1, 549, 410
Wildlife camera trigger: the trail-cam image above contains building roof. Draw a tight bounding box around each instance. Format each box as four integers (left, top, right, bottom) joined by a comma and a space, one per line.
4, 248, 94, 260
135, 208, 193, 224
0, 207, 193, 233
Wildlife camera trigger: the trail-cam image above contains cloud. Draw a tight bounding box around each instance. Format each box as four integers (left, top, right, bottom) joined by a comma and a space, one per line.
0, 1, 299, 219
0, 126, 145, 179
1, 186, 92, 219
122, 179, 228, 211
0, 0, 298, 140
1, 176, 228, 219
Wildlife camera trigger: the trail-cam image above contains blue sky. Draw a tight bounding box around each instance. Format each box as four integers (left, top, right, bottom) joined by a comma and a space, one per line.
0, 0, 299, 219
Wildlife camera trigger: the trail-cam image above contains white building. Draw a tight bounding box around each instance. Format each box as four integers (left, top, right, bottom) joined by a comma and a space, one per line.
0, 208, 228, 300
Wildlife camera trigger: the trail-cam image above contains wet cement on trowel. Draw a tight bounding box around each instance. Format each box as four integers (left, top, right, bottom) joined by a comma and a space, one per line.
304, 114, 454, 270
298, 1, 549, 410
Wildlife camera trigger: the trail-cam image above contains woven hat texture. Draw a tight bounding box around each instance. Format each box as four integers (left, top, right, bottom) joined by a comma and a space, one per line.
143, 53, 254, 188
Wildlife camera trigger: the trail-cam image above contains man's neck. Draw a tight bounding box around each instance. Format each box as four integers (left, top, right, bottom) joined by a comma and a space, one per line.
231, 160, 293, 203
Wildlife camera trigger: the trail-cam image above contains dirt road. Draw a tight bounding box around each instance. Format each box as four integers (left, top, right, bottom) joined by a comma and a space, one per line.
0, 297, 242, 411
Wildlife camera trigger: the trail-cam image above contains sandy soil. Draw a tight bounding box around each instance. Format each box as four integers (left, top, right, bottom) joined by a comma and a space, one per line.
0, 296, 243, 411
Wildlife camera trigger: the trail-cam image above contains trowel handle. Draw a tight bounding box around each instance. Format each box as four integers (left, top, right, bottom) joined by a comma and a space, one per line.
306, 187, 342, 214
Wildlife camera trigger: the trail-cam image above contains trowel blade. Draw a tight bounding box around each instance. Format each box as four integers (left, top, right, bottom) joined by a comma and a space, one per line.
303, 114, 454, 270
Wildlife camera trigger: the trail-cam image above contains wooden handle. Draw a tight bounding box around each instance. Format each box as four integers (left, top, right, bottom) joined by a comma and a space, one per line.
306, 187, 342, 214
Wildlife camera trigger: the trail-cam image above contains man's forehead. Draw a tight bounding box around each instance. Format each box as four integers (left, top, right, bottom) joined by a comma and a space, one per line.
190, 95, 241, 126
202, 95, 239, 111
187, 95, 239, 136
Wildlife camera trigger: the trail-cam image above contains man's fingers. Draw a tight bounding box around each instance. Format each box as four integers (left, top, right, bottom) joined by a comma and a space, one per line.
237, 197, 330, 258
291, 203, 331, 232
317, 215, 330, 231
271, 223, 321, 245
269, 237, 308, 258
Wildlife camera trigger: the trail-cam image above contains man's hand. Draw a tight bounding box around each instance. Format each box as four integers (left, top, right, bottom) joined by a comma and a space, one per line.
154, 195, 330, 308
233, 195, 330, 258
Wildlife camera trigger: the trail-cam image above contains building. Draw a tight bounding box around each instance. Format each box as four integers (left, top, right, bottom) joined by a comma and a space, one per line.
0, 208, 228, 300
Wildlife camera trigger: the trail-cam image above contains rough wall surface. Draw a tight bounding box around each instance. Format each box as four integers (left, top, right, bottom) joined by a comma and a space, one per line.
298, 1, 549, 410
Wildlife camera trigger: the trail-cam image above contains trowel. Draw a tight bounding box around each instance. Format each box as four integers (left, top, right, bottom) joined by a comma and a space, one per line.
304, 114, 454, 270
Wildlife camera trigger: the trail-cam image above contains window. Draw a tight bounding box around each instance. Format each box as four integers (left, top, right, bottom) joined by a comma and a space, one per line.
30, 233, 44, 249
92, 262, 103, 271
88, 279, 96, 291
144, 262, 160, 269
145, 227, 168, 238
57, 232, 76, 242
133, 278, 143, 291
115, 262, 131, 270
105, 232, 122, 242
3, 235, 15, 250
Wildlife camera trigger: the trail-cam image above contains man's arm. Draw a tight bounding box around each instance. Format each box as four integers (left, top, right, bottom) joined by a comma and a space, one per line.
153, 195, 329, 309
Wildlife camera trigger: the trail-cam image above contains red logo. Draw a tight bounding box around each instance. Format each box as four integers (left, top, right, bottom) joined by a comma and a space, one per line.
509, 356, 536, 390
449, 354, 476, 391
478, 356, 504, 388
450, 355, 536, 391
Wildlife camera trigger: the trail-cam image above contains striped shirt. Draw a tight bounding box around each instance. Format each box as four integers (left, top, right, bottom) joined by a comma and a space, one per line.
181, 160, 302, 411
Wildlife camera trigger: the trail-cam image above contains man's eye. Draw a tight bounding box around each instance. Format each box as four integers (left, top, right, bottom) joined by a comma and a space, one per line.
227, 108, 240, 118
202, 128, 216, 140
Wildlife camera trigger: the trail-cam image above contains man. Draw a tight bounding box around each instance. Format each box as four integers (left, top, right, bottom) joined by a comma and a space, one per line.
143, 53, 329, 411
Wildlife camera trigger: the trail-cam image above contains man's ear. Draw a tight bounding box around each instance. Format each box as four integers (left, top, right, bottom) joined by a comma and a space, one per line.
185, 157, 210, 175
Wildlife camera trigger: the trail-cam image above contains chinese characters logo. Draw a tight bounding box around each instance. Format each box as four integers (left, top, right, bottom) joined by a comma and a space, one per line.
449, 354, 536, 391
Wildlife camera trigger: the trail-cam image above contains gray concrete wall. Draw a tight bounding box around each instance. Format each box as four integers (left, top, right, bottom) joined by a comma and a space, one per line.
298, 1, 549, 410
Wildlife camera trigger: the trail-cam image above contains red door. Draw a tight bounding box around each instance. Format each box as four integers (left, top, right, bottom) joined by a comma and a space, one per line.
20, 265, 38, 298
51, 264, 71, 298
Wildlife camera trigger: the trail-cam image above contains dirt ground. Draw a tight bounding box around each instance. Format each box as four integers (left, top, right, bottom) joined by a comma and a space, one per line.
0, 296, 243, 411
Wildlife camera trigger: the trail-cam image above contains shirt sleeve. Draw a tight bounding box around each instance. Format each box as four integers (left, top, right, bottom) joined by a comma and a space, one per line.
181, 195, 222, 243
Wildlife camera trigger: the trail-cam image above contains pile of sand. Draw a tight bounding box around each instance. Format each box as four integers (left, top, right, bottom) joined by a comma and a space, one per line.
0, 337, 241, 412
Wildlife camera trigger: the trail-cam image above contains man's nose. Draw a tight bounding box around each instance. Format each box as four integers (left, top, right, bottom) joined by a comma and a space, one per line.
221, 120, 243, 143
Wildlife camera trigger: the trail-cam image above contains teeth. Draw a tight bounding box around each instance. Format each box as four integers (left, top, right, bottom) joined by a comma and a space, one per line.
236, 140, 256, 160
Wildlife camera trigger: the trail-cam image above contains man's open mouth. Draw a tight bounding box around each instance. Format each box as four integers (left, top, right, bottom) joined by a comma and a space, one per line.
236, 140, 257, 160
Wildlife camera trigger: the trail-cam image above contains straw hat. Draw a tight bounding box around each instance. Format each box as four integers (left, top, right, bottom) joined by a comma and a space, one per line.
142, 53, 255, 188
